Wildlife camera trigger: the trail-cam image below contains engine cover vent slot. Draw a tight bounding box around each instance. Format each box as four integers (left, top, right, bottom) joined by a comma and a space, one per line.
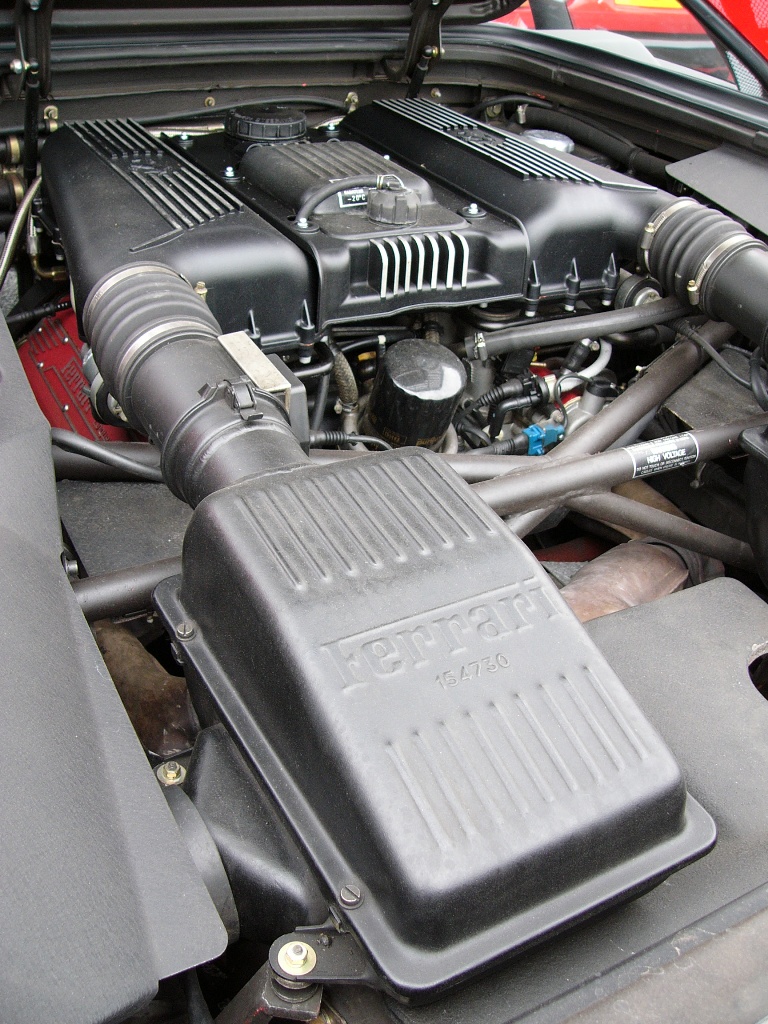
71, 120, 241, 232
373, 99, 649, 189
369, 232, 469, 298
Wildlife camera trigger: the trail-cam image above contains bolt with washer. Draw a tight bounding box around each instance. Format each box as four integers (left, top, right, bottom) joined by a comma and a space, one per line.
461, 202, 486, 219
277, 940, 317, 977
157, 760, 186, 786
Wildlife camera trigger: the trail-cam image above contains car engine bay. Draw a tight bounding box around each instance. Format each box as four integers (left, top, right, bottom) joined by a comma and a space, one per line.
4, 7, 768, 1021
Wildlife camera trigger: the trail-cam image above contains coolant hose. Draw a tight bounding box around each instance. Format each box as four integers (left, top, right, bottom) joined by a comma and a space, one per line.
518, 107, 670, 182
82, 263, 309, 505
467, 296, 690, 359
643, 198, 768, 352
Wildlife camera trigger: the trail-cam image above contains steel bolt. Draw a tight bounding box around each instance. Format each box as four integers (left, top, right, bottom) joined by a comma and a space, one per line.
430, 88, 442, 100
157, 760, 186, 786
287, 943, 309, 967
223, 165, 236, 179
204, 96, 216, 108
339, 883, 363, 908
9, 58, 26, 75
295, 217, 310, 231
276, 939, 317, 976
175, 620, 196, 641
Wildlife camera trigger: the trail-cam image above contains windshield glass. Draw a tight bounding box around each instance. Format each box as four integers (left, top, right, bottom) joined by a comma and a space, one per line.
493, 0, 762, 94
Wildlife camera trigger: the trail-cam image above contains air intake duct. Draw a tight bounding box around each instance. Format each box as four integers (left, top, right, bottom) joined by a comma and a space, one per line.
642, 198, 768, 352
83, 264, 308, 506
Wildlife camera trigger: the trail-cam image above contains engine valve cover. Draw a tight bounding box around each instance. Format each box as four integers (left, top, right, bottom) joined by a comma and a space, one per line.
155, 448, 715, 1000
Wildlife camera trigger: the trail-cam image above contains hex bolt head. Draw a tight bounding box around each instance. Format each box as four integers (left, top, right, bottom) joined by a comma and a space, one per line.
276, 940, 317, 977
339, 883, 363, 908
157, 760, 186, 786
175, 620, 196, 641
287, 943, 309, 967
461, 202, 486, 220
223, 165, 236, 178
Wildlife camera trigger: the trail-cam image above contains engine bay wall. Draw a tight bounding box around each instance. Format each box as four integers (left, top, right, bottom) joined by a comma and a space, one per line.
0, 319, 227, 1023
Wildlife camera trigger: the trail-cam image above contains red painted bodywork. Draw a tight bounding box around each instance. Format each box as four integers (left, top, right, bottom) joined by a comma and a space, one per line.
496, 0, 768, 61
17, 307, 131, 441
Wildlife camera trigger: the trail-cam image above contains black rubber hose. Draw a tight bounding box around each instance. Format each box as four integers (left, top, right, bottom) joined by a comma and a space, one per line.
644, 199, 768, 352
466, 435, 528, 456
310, 371, 331, 431
7, 297, 70, 329
82, 264, 309, 505
519, 107, 669, 181
488, 393, 541, 440
467, 296, 691, 359
71, 556, 182, 621
466, 94, 552, 117
751, 349, 768, 412
329, 342, 359, 408
52, 442, 162, 482
310, 430, 392, 451
51, 429, 165, 482
295, 175, 381, 226
23, 65, 40, 189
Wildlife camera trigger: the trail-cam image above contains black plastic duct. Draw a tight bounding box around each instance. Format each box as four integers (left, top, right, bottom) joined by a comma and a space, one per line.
82, 264, 308, 506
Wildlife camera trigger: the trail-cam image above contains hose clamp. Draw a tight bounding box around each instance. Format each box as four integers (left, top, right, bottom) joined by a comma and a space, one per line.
472, 332, 487, 361
640, 198, 699, 270
83, 263, 181, 332
687, 233, 761, 305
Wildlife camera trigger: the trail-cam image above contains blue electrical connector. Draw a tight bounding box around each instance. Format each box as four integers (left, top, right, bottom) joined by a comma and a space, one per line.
523, 421, 564, 456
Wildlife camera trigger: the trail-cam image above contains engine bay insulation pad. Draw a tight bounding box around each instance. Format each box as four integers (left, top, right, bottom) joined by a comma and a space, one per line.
155, 448, 715, 999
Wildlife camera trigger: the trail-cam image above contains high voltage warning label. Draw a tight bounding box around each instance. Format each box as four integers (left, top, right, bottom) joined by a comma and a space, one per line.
626, 433, 699, 478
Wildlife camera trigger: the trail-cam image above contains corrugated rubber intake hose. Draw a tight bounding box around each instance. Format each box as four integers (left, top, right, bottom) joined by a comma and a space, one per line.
643, 198, 768, 355
82, 263, 309, 506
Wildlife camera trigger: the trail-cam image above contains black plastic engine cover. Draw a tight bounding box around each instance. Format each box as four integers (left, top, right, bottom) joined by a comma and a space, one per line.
40, 119, 311, 341
343, 100, 667, 293
155, 449, 714, 1000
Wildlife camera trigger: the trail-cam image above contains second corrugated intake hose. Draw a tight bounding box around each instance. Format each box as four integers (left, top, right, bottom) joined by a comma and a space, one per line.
643, 198, 768, 352
83, 264, 309, 506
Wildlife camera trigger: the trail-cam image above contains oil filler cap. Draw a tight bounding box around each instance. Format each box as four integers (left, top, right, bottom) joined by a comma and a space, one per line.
225, 106, 307, 144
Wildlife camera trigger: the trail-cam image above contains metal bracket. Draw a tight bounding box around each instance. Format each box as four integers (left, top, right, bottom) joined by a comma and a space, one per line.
219, 331, 293, 411
384, 0, 453, 84
269, 927, 381, 988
